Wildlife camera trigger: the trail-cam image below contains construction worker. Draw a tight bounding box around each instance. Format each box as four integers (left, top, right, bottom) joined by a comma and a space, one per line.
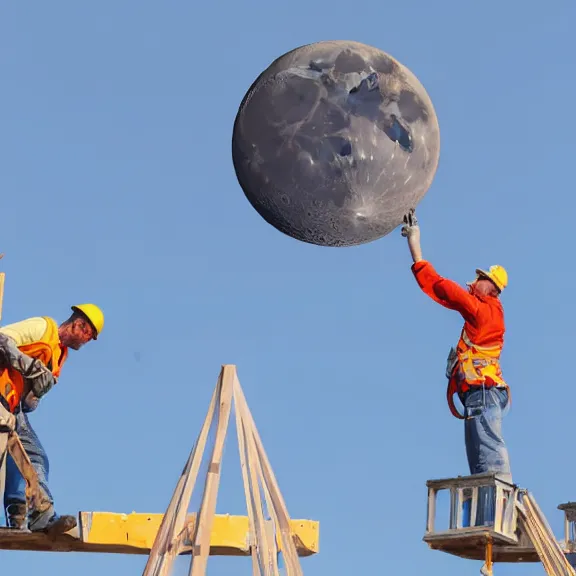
0, 303, 104, 533
400, 210, 512, 487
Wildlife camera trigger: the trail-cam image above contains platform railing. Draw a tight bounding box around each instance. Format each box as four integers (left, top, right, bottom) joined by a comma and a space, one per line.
425, 472, 519, 545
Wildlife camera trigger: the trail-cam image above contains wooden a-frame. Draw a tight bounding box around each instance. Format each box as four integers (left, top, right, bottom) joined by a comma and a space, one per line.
141, 364, 306, 576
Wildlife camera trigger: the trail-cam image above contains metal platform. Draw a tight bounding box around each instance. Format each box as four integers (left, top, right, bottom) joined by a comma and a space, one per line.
0, 512, 319, 556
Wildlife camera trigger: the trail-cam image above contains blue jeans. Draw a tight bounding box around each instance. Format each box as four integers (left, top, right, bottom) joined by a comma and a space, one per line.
4, 411, 53, 509
463, 386, 512, 483
460, 386, 512, 526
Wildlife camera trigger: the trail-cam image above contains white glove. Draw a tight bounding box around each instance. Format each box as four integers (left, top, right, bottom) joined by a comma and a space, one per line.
401, 209, 423, 262
401, 209, 420, 239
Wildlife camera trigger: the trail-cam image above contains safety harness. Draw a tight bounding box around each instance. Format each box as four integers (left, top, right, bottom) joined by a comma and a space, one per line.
446, 328, 510, 419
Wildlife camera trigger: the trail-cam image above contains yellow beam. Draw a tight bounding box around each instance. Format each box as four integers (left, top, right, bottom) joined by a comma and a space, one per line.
0, 512, 319, 556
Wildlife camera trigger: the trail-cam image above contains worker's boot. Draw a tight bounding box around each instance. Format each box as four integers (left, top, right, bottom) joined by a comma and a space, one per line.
28, 505, 77, 534
5, 502, 28, 530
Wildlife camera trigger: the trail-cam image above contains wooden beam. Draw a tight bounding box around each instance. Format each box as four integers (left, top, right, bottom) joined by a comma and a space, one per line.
424, 531, 544, 563
0, 512, 319, 556
426, 473, 515, 491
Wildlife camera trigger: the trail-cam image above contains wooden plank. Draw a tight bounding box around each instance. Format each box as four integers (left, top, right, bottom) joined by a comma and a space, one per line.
470, 487, 478, 528
423, 523, 575, 564
426, 488, 436, 533
188, 365, 234, 575
142, 370, 223, 576
0, 276, 4, 325
0, 513, 319, 556
233, 378, 303, 575
424, 526, 518, 546
558, 502, 576, 553
0, 258, 5, 325
423, 532, 547, 563
0, 263, 7, 514
234, 375, 271, 575
426, 473, 515, 491
6, 433, 49, 514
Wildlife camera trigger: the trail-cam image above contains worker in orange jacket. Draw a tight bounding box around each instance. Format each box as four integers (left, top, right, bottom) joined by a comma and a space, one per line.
401, 210, 512, 489
0, 303, 104, 533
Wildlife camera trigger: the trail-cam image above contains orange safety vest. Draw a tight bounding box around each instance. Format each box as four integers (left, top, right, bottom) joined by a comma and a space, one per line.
446, 329, 509, 419
0, 317, 68, 413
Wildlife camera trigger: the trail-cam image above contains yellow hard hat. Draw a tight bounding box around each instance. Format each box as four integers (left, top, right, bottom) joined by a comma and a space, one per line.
475, 265, 508, 292
71, 303, 104, 339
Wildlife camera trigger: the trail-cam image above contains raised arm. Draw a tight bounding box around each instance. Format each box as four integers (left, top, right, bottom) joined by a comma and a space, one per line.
401, 211, 479, 323
411, 261, 479, 321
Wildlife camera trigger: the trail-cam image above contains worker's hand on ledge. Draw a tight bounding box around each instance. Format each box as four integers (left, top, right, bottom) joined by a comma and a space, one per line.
25, 360, 55, 399
401, 209, 423, 263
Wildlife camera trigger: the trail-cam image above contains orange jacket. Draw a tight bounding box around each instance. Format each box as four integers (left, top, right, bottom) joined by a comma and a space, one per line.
411, 260, 507, 418
0, 317, 68, 413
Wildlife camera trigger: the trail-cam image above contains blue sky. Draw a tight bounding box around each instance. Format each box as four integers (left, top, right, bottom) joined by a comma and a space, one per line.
1, 1, 576, 575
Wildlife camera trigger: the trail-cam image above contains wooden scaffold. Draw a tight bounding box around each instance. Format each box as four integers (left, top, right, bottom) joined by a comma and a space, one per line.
141, 363, 312, 576
0, 258, 319, 568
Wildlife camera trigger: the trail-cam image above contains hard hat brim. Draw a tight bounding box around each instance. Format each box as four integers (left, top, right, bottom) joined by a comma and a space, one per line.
475, 269, 502, 291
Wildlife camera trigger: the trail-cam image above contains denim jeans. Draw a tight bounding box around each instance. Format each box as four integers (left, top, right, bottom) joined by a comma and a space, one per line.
462, 386, 512, 483
4, 410, 53, 509
460, 385, 512, 526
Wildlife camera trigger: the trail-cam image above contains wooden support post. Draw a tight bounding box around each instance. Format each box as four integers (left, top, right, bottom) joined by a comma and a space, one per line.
426, 487, 436, 533
232, 374, 303, 576
7, 433, 50, 514
0, 272, 5, 326
470, 486, 479, 527
142, 372, 223, 576
141, 365, 309, 576
188, 366, 234, 576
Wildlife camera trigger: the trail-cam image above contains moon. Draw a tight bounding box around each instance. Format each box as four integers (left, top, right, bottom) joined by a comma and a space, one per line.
232, 40, 440, 247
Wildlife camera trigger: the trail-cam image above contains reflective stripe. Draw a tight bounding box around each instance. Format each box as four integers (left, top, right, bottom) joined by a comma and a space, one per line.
4, 384, 17, 412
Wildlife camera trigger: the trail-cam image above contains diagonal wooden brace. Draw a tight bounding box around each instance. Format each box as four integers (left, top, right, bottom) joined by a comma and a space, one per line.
6, 431, 52, 514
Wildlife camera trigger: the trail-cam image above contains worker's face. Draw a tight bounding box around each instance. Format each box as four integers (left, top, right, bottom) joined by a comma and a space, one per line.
470, 277, 498, 297
62, 318, 95, 350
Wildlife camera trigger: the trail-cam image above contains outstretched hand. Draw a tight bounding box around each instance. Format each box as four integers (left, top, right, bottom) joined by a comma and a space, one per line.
401, 208, 423, 263
401, 208, 419, 237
